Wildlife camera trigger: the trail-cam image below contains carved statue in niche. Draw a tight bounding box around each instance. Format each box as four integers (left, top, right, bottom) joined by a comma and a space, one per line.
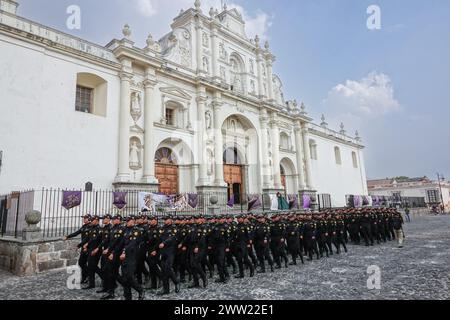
130, 92, 142, 123
202, 56, 209, 73
202, 32, 209, 47
205, 111, 212, 130
250, 80, 256, 94
219, 43, 227, 60
249, 59, 254, 74
220, 66, 226, 80
129, 141, 141, 169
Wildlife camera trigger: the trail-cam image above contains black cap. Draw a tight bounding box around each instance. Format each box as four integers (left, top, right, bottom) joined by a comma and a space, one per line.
112, 215, 122, 221
91, 215, 100, 221
103, 214, 113, 220
125, 215, 136, 222
82, 214, 92, 219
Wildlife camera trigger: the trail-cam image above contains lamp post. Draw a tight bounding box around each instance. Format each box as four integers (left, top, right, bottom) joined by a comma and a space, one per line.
436, 173, 445, 214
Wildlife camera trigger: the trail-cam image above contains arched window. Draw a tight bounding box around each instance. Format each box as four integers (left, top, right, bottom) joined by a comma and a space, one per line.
309, 139, 318, 160
334, 146, 342, 165
75, 73, 107, 117
164, 101, 184, 128
155, 147, 177, 165
229, 53, 245, 93
352, 151, 358, 168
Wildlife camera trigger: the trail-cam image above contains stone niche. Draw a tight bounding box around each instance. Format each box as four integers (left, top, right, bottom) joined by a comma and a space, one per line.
0, 238, 79, 276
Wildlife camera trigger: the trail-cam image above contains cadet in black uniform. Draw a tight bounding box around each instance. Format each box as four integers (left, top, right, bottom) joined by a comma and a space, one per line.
83, 215, 103, 290
96, 214, 113, 294
157, 216, 181, 296
118, 216, 144, 300
135, 214, 150, 286
254, 215, 274, 273
187, 216, 208, 288
210, 216, 230, 283
233, 216, 255, 278
146, 216, 162, 290
270, 215, 289, 269
64, 214, 92, 284
286, 215, 303, 265
101, 214, 124, 300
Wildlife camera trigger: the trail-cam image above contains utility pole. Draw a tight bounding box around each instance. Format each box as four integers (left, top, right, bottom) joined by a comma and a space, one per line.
436, 173, 445, 214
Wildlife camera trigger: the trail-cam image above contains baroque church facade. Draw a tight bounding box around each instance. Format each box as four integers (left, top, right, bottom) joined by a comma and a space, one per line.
0, 0, 368, 207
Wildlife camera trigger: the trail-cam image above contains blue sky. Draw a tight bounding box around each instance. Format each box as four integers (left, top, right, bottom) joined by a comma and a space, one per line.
17, 0, 450, 180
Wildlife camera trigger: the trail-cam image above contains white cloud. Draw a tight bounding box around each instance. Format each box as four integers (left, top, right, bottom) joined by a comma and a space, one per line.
133, 0, 272, 40
135, 0, 157, 17
325, 71, 401, 118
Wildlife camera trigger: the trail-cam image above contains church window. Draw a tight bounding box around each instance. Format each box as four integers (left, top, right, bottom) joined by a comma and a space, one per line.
335, 146, 342, 165
166, 108, 175, 126
75, 85, 92, 113
75, 73, 107, 117
352, 151, 358, 168
309, 140, 318, 160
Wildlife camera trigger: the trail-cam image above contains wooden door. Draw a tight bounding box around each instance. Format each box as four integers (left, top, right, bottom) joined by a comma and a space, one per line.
156, 163, 179, 195
224, 164, 243, 204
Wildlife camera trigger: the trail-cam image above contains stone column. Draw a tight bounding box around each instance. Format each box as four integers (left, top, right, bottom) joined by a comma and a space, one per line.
142, 68, 158, 184
259, 109, 271, 189
270, 114, 282, 189
196, 19, 204, 74
213, 92, 225, 186
301, 122, 314, 190
256, 53, 265, 98
197, 88, 208, 186
115, 71, 132, 182
266, 59, 274, 101
294, 122, 307, 190
211, 27, 220, 81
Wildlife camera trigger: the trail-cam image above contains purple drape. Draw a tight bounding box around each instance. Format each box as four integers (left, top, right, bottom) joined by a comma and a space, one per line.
227, 195, 235, 208
302, 195, 311, 209
113, 192, 127, 210
188, 193, 199, 209
288, 195, 299, 210
247, 194, 262, 211
62, 191, 82, 210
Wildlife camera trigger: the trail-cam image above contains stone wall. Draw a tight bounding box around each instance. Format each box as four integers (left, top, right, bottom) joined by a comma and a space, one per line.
0, 238, 79, 276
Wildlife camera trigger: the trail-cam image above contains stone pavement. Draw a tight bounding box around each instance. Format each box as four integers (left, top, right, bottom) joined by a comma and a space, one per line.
0, 215, 449, 300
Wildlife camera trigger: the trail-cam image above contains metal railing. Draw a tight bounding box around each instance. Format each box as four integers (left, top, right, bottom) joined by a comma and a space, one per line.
0, 189, 318, 239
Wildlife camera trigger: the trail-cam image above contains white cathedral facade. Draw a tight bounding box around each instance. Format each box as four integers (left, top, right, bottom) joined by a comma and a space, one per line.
0, 0, 368, 207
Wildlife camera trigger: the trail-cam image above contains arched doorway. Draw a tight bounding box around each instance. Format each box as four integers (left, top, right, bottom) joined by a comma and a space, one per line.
280, 157, 297, 195
223, 147, 244, 205
280, 165, 287, 196
155, 147, 178, 195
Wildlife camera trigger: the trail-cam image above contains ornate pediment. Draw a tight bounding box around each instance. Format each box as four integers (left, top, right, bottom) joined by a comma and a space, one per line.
159, 87, 192, 101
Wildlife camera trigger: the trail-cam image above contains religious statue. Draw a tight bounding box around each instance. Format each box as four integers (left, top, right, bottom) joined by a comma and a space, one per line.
207, 150, 214, 176
249, 59, 254, 74
202, 32, 209, 47
205, 111, 212, 130
129, 141, 141, 169
130, 92, 142, 123
202, 56, 209, 73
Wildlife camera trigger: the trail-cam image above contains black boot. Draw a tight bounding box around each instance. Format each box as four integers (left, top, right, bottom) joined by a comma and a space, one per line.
100, 293, 115, 300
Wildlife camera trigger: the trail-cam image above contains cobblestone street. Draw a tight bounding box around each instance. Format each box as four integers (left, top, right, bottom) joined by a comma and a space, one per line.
0, 215, 449, 300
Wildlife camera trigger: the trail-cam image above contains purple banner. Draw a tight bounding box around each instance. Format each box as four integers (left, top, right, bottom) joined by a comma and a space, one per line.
302, 195, 311, 209
288, 195, 299, 210
188, 193, 199, 209
363, 196, 370, 206
113, 192, 127, 210
62, 191, 82, 210
227, 195, 235, 208
247, 194, 262, 211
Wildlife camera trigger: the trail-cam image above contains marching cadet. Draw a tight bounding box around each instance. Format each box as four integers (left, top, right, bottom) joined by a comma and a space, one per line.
225, 215, 238, 274
101, 214, 124, 300
135, 214, 150, 286
233, 216, 255, 278
174, 216, 190, 285
360, 209, 373, 246
210, 215, 230, 283
243, 216, 258, 269
157, 216, 181, 296
334, 214, 348, 254
254, 215, 274, 273
118, 216, 145, 300
83, 215, 103, 290
286, 215, 303, 265
96, 214, 113, 294
147, 216, 162, 290
64, 214, 92, 284
392, 210, 405, 248
187, 216, 208, 288
270, 214, 289, 269
303, 215, 320, 261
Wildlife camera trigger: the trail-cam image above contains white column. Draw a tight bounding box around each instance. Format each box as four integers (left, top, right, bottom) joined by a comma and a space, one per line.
256, 53, 265, 98
115, 72, 132, 182
259, 109, 271, 189
196, 21, 203, 74
142, 70, 158, 184
301, 123, 314, 190
211, 27, 220, 80
266, 59, 274, 101
270, 114, 282, 189
197, 91, 208, 185
294, 122, 307, 190
213, 92, 225, 186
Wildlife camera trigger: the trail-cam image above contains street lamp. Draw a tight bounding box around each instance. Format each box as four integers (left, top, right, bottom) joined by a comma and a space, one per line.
436, 173, 445, 214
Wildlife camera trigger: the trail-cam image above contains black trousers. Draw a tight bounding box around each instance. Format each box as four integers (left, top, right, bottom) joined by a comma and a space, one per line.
136, 245, 149, 284
270, 238, 288, 267
214, 246, 227, 281
255, 242, 273, 270
161, 252, 179, 293
189, 249, 207, 285
119, 260, 142, 300
78, 251, 89, 281
233, 243, 254, 276
87, 251, 102, 287
146, 253, 162, 289
103, 254, 120, 294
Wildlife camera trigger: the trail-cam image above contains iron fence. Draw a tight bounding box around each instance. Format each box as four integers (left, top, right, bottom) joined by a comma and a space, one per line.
0, 189, 318, 239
